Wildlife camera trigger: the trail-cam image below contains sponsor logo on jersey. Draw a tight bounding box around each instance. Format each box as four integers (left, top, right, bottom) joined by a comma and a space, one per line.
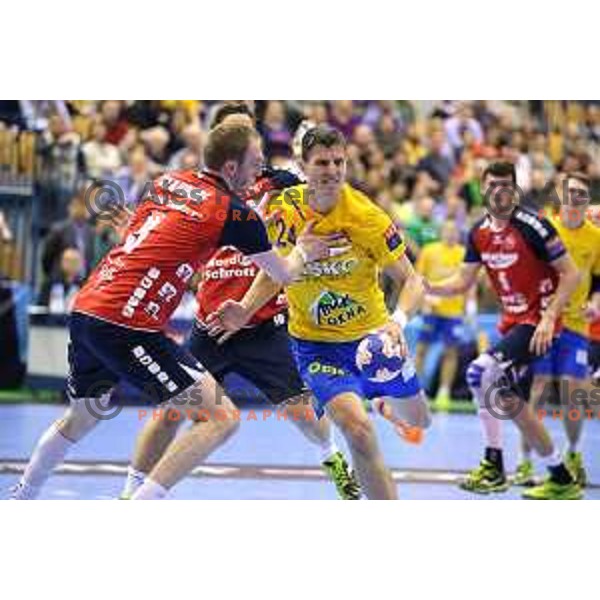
204, 252, 257, 280
481, 252, 519, 269
310, 291, 366, 327
303, 258, 359, 279
515, 210, 550, 238
132, 345, 179, 393
384, 224, 403, 251
122, 267, 162, 319
307, 361, 346, 377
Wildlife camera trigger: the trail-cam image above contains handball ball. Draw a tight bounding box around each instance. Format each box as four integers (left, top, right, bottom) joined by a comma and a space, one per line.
356, 331, 414, 383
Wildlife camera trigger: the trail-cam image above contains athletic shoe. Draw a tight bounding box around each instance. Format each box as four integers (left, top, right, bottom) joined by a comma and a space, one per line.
513, 459, 536, 486
322, 451, 361, 500
373, 398, 424, 444
432, 391, 452, 413
459, 459, 509, 494
8, 481, 36, 500
522, 478, 583, 500
565, 452, 587, 487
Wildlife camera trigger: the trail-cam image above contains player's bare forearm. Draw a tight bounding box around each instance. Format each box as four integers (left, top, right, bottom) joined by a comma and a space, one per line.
428, 263, 480, 297
385, 255, 425, 319
546, 254, 582, 320
239, 269, 283, 319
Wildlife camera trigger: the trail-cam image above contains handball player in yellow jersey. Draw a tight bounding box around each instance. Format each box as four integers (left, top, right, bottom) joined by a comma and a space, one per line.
515, 173, 600, 493
208, 126, 431, 499
415, 220, 477, 409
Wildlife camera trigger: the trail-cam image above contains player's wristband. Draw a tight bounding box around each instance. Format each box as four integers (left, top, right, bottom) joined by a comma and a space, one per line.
392, 308, 408, 328
296, 244, 309, 264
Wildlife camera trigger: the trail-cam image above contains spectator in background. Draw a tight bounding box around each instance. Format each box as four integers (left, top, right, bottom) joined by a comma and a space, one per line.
37, 115, 82, 226
0, 210, 13, 244
0, 210, 14, 279
38, 247, 84, 312
328, 100, 361, 139
101, 101, 129, 145
522, 169, 550, 213
115, 146, 153, 205
402, 122, 427, 166
168, 123, 204, 170
444, 103, 484, 157
127, 101, 173, 130
376, 113, 402, 158
260, 101, 292, 162
404, 195, 440, 249
417, 128, 454, 190
141, 126, 171, 171
41, 191, 95, 280
81, 119, 122, 179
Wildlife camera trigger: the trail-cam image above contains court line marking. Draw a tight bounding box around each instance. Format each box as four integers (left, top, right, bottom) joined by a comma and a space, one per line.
1, 459, 597, 488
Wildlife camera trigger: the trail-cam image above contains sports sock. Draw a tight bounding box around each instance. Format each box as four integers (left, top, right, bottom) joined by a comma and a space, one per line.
519, 446, 532, 464
539, 450, 573, 484
319, 440, 339, 464
484, 447, 504, 473
131, 478, 168, 500
121, 466, 147, 498
20, 422, 74, 494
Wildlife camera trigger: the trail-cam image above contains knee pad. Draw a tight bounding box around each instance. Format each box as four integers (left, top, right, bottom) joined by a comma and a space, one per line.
466, 354, 511, 406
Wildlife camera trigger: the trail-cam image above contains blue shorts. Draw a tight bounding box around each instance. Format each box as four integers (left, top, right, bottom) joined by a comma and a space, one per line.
67, 312, 206, 402
290, 335, 422, 418
532, 329, 589, 380
417, 315, 463, 346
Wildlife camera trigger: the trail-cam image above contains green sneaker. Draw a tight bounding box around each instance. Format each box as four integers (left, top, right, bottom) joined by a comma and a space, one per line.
513, 459, 536, 486
565, 452, 587, 487
459, 459, 509, 494
432, 391, 452, 413
322, 451, 361, 500
522, 477, 583, 500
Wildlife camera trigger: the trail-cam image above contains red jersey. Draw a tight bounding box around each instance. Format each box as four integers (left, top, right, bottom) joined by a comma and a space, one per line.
195, 167, 301, 327
74, 170, 270, 331
465, 208, 567, 335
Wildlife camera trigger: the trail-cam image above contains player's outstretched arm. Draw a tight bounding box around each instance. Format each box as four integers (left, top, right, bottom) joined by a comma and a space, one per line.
427, 262, 481, 297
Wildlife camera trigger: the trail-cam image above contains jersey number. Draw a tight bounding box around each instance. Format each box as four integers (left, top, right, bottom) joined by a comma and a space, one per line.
498, 271, 511, 293
123, 213, 164, 254
274, 218, 297, 248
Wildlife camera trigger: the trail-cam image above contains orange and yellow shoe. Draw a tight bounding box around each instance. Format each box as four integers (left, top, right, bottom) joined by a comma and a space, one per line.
373, 399, 424, 445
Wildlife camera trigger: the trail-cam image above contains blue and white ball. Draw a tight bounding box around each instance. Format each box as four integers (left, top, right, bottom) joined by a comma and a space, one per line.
355, 331, 414, 383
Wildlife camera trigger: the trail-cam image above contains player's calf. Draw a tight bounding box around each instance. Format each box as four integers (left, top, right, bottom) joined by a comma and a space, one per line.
11, 392, 112, 500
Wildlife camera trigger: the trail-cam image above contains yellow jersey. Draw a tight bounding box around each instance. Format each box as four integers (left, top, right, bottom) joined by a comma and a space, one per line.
265, 183, 406, 342
416, 241, 466, 318
551, 216, 600, 336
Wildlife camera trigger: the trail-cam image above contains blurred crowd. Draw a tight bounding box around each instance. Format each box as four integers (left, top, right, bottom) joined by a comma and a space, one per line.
1, 100, 600, 305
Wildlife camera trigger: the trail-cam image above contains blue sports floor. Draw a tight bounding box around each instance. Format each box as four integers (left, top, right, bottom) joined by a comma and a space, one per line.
1, 404, 600, 499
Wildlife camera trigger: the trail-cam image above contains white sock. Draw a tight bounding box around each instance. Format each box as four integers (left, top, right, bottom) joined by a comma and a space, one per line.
566, 441, 579, 454
539, 449, 563, 470
438, 385, 450, 397
319, 439, 339, 464
131, 478, 168, 500
20, 422, 74, 495
519, 447, 533, 463
478, 408, 503, 449
121, 466, 147, 498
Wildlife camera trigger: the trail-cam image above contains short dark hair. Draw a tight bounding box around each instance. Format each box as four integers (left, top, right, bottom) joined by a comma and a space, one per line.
211, 102, 255, 129
481, 161, 517, 185
566, 171, 590, 189
204, 123, 258, 171
301, 125, 346, 161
